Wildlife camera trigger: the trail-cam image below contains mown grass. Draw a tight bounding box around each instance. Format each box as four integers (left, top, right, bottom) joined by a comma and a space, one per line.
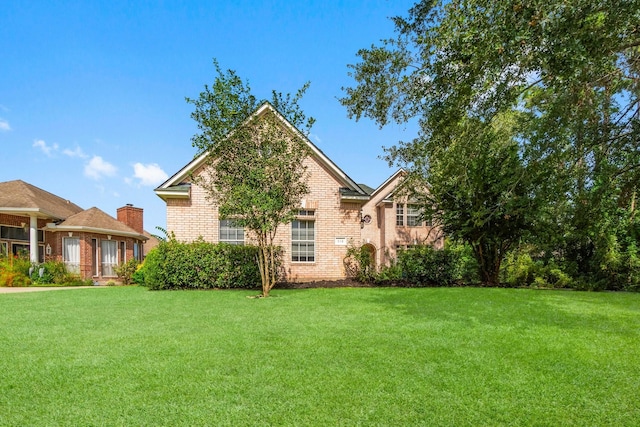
1, 286, 639, 426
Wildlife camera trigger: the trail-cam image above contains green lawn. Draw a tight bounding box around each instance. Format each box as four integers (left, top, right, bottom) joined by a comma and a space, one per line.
1, 286, 639, 426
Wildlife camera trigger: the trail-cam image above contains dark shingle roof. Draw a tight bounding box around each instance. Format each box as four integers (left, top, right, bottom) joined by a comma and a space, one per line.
357, 184, 375, 195
56, 207, 146, 239
0, 180, 83, 219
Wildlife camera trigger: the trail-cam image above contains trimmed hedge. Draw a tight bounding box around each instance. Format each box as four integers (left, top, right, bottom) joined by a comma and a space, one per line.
140, 239, 261, 290
397, 245, 463, 286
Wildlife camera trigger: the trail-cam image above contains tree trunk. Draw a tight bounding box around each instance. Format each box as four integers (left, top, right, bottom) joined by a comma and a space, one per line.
471, 240, 502, 285
257, 233, 278, 297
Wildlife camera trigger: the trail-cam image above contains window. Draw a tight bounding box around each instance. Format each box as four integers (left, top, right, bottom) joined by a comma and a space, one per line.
92, 239, 99, 276
1, 241, 7, 256
133, 242, 141, 261
101, 240, 118, 277
0, 225, 44, 242
219, 220, 245, 245
292, 218, 315, 262
396, 204, 404, 226
63, 237, 80, 274
120, 241, 126, 264
407, 204, 422, 227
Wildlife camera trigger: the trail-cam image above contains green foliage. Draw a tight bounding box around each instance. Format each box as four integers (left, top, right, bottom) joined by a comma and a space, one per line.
344, 244, 376, 283
0, 254, 31, 287
501, 250, 574, 289
27, 260, 91, 286
341, 0, 640, 288
396, 245, 463, 286
187, 59, 314, 296
115, 258, 139, 285
30, 260, 65, 284
374, 260, 403, 283
345, 241, 479, 286
131, 262, 145, 285
140, 239, 262, 290
0, 255, 92, 287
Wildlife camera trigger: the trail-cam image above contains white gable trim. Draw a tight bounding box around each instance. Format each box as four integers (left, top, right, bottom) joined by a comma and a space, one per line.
369, 169, 405, 198
155, 102, 367, 198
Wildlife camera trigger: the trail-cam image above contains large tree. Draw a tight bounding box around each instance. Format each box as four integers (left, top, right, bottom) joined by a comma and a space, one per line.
187, 60, 314, 297
341, 0, 640, 284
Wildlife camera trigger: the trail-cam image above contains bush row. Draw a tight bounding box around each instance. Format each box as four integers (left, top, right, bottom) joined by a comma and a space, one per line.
138, 239, 261, 290
0, 255, 89, 287
345, 242, 479, 286
346, 240, 639, 291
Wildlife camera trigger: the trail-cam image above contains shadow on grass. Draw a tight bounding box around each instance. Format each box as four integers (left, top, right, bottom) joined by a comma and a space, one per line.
366, 286, 640, 335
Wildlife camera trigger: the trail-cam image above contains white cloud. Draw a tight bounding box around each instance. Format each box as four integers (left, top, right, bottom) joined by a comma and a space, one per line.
85, 155, 117, 180
132, 162, 168, 186
0, 119, 10, 131
63, 146, 88, 158
33, 139, 58, 156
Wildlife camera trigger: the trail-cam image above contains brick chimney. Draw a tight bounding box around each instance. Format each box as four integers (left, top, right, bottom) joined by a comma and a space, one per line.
117, 204, 144, 234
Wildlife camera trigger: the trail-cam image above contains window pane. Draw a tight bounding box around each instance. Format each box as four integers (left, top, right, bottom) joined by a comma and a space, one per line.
101, 240, 118, 277
396, 204, 404, 226
64, 238, 80, 274
291, 220, 314, 262
407, 204, 422, 227
219, 219, 244, 245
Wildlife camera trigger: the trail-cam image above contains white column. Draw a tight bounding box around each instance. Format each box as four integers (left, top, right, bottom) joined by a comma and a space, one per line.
30, 215, 38, 263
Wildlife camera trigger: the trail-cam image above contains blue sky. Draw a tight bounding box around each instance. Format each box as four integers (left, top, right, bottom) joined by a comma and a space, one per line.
1, 0, 417, 230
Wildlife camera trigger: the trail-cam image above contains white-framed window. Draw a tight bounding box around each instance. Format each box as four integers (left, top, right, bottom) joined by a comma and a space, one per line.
92, 239, 99, 276
0, 241, 7, 257
407, 204, 422, 227
120, 241, 126, 264
396, 204, 425, 227
219, 220, 245, 245
101, 240, 118, 277
396, 204, 404, 226
0, 225, 44, 242
133, 242, 141, 261
292, 214, 315, 262
63, 237, 80, 274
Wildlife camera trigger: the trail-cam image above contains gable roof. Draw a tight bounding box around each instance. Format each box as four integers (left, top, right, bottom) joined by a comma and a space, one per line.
370, 169, 405, 199
155, 102, 369, 201
47, 207, 147, 240
0, 180, 84, 219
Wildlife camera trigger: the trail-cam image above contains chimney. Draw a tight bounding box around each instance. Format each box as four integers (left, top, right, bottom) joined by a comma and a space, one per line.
117, 204, 144, 234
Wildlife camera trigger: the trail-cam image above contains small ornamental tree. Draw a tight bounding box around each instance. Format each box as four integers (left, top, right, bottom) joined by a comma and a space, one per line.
187, 60, 314, 297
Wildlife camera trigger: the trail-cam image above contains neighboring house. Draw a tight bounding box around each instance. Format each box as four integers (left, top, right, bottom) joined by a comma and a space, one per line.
0, 180, 147, 281
155, 103, 442, 281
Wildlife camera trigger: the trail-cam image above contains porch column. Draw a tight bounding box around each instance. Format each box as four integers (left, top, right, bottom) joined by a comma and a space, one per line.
29, 215, 38, 263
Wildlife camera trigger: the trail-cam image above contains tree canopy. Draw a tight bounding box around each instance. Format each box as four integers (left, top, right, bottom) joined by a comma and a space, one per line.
341, 0, 640, 286
187, 60, 314, 296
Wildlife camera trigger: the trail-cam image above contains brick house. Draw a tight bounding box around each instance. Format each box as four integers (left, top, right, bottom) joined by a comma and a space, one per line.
0, 180, 147, 281
155, 103, 442, 281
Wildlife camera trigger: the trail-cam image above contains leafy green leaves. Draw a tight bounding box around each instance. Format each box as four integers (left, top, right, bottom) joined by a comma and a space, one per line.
341, 0, 640, 284
187, 59, 313, 295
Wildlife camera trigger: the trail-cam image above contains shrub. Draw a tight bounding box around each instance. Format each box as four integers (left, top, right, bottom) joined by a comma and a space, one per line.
397, 245, 462, 286
375, 260, 403, 283
140, 238, 262, 290
131, 262, 146, 285
344, 244, 376, 283
115, 258, 139, 285
501, 248, 575, 289
0, 255, 32, 287
30, 260, 65, 284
